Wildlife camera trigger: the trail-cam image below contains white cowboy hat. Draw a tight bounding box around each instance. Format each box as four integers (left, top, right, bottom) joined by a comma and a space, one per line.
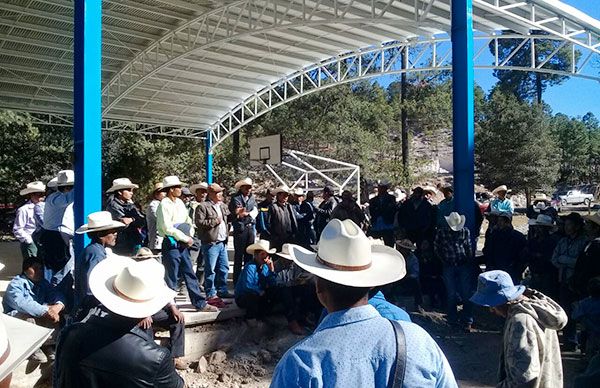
132, 247, 161, 260
152, 182, 164, 192
75, 211, 126, 234
395, 239, 417, 251
19, 181, 46, 196
0, 314, 53, 382
445, 212, 466, 232
190, 182, 208, 193
534, 202, 548, 211
162, 175, 187, 189
288, 219, 405, 287
584, 211, 600, 227
293, 188, 305, 196
272, 186, 291, 195
106, 178, 139, 193
422, 185, 438, 195
89, 256, 176, 318
492, 185, 509, 195
234, 178, 253, 190
56, 170, 75, 186
47, 177, 58, 188
528, 214, 555, 227
246, 239, 276, 255
276, 243, 294, 260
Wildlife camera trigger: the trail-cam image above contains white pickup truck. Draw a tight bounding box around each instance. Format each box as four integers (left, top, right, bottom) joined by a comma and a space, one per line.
559, 190, 594, 206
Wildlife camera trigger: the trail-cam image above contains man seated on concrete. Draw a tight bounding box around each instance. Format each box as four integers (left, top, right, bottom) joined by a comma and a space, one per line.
470, 270, 567, 388
271, 219, 458, 387
72, 211, 125, 320
2, 257, 65, 363
55, 256, 184, 387
133, 247, 188, 371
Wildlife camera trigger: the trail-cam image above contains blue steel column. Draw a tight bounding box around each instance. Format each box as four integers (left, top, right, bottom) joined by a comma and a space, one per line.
74, 0, 103, 256
451, 0, 475, 232
205, 132, 214, 184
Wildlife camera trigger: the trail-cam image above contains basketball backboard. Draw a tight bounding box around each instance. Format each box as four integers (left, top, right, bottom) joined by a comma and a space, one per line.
249, 134, 282, 165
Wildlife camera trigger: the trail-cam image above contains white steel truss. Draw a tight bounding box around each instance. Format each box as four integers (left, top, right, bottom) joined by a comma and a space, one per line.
209, 32, 600, 149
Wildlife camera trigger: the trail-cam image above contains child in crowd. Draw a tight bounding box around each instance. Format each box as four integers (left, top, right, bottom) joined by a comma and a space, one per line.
573, 277, 600, 360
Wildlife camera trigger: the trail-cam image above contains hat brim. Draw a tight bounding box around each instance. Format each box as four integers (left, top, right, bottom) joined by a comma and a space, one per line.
89, 257, 176, 318
395, 242, 416, 251
106, 184, 139, 193
469, 285, 525, 307
0, 315, 53, 381
163, 182, 187, 189
190, 184, 208, 193
75, 221, 126, 235
19, 188, 45, 196
275, 252, 293, 260
446, 215, 466, 232
528, 220, 554, 227
246, 243, 276, 255
56, 181, 75, 187
235, 181, 253, 189
289, 244, 406, 287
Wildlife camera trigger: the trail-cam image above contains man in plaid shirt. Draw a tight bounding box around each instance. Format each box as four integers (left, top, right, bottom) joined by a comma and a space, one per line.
434, 212, 475, 331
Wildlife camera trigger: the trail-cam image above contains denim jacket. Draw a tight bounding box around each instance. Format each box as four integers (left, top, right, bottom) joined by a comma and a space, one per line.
2, 274, 64, 317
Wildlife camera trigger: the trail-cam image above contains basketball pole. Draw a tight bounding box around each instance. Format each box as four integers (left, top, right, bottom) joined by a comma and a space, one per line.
205, 131, 213, 184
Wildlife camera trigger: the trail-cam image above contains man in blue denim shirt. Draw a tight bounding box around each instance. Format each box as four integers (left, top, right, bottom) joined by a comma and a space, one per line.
3, 257, 65, 321
271, 219, 457, 388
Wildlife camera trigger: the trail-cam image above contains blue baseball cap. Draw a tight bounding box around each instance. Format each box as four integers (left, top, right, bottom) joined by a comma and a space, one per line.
470, 270, 525, 307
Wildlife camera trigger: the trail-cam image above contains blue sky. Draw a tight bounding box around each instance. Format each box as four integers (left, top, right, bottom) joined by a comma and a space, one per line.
375, 0, 599, 119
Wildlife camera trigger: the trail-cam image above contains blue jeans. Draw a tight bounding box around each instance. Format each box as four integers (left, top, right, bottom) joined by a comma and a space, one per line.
442, 263, 474, 325
202, 242, 229, 298
162, 239, 206, 309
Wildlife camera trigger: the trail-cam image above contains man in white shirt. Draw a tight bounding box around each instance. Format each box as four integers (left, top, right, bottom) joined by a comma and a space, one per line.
14, 181, 46, 260
157, 176, 217, 313
145, 182, 165, 253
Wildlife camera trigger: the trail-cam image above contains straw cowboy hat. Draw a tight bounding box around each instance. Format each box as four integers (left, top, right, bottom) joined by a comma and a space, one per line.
422, 185, 438, 195
287, 219, 405, 287
131, 247, 161, 261
152, 182, 163, 192
492, 185, 509, 195
528, 214, 555, 227
20, 181, 46, 196
106, 178, 139, 193
272, 186, 291, 195
445, 212, 466, 232
396, 239, 417, 251
0, 314, 53, 382
56, 170, 75, 187
585, 211, 600, 227
89, 256, 176, 318
234, 178, 253, 190
293, 187, 305, 196
189, 182, 208, 193
75, 211, 126, 234
276, 243, 295, 260
246, 239, 276, 255
161, 175, 186, 189
47, 177, 58, 189
208, 183, 224, 193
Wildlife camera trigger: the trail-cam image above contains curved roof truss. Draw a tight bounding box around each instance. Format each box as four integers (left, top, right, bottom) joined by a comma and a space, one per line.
0, 0, 598, 139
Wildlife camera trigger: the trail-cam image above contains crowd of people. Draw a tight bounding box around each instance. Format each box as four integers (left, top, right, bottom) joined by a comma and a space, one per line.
1, 171, 599, 387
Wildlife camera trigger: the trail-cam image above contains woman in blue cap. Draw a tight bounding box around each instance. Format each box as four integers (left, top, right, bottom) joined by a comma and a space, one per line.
470, 270, 567, 388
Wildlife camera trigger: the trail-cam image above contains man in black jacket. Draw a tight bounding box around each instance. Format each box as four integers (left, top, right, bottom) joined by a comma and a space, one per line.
314, 186, 338, 240
105, 178, 145, 255
368, 182, 397, 247
229, 178, 258, 286
55, 256, 184, 388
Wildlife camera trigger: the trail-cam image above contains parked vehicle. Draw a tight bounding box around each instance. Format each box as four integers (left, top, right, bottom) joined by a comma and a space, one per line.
558, 190, 594, 206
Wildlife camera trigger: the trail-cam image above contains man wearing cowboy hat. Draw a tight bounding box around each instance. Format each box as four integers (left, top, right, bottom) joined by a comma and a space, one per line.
157, 176, 216, 313
470, 270, 567, 388
524, 215, 559, 299
229, 178, 258, 286
266, 186, 298, 251
105, 178, 145, 255
434, 212, 475, 331
294, 189, 316, 249
55, 257, 184, 387
490, 185, 514, 214
314, 186, 338, 241
41, 170, 75, 287
397, 186, 436, 250
145, 182, 165, 254
570, 211, 600, 299
271, 219, 457, 387
390, 239, 423, 310
331, 190, 366, 230
368, 181, 397, 247
13, 181, 46, 260
72, 211, 126, 320
195, 183, 233, 307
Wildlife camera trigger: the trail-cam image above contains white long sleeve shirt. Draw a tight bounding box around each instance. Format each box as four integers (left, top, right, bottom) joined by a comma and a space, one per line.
13, 202, 36, 244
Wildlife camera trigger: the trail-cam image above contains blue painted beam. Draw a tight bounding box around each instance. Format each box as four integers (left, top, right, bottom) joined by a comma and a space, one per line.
451, 0, 475, 232
73, 0, 103, 257
205, 132, 213, 184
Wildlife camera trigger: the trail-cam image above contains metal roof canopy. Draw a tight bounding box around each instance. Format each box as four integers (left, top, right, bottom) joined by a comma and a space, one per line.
0, 0, 599, 142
